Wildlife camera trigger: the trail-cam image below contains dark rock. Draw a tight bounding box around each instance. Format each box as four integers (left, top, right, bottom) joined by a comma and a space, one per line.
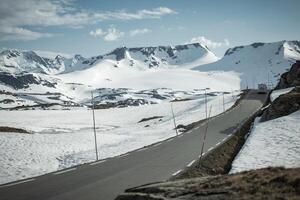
0, 72, 56, 89
260, 87, 300, 122
107, 47, 127, 61
275, 44, 283, 55
138, 116, 163, 123
0, 126, 29, 133
275, 60, 300, 89
0, 99, 14, 104
224, 46, 244, 56
251, 42, 265, 48
115, 167, 300, 200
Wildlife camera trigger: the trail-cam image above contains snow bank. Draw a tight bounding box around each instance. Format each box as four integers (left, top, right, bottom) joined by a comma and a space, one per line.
270, 87, 294, 102
230, 110, 300, 173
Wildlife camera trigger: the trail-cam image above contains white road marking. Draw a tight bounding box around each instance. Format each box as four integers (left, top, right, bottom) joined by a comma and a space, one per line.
90, 160, 106, 166
172, 170, 182, 176
0, 178, 35, 188
187, 160, 196, 167
53, 168, 76, 175
207, 147, 214, 152
119, 153, 129, 158
153, 143, 161, 147
137, 148, 145, 152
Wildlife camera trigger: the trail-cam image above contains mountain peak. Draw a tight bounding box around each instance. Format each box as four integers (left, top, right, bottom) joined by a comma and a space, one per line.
102, 43, 217, 68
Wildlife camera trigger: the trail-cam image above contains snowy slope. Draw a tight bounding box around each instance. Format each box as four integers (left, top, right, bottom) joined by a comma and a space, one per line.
230, 110, 300, 173
194, 41, 300, 89
0, 91, 239, 184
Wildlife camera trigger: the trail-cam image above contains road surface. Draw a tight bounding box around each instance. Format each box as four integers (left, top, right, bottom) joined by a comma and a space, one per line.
0, 90, 267, 200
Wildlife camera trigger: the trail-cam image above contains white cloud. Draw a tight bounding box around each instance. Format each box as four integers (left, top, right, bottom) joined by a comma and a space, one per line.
129, 28, 151, 36
0, 0, 176, 41
90, 27, 124, 42
90, 28, 105, 37
189, 36, 230, 49
0, 27, 53, 41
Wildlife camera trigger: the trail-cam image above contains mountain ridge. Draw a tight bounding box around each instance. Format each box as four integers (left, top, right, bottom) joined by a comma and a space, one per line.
0, 42, 217, 75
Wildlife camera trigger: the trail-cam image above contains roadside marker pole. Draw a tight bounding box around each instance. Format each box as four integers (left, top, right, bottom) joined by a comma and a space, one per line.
222, 92, 225, 112
170, 102, 178, 136
204, 88, 208, 119
199, 105, 212, 165
91, 91, 99, 161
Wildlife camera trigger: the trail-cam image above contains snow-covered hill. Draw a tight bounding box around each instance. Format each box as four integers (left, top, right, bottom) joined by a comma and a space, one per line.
194, 41, 300, 88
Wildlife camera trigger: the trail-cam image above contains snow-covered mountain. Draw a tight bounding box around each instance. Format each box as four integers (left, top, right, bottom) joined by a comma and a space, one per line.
2, 40, 298, 110
0, 43, 228, 109
0, 49, 87, 74
0, 43, 217, 76
101, 43, 218, 69
194, 41, 300, 88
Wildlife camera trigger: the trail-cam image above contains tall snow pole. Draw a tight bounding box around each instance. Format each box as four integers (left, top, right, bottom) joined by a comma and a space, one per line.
170, 102, 178, 136
222, 92, 225, 112
204, 88, 208, 119
91, 91, 99, 161
199, 105, 212, 165
267, 72, 270, 89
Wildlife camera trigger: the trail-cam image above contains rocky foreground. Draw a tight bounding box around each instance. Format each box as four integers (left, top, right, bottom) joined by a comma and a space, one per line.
116, 167, 300, 200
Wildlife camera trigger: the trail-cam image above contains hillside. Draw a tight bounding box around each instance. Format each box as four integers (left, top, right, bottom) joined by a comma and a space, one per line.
194, 41, 300, 88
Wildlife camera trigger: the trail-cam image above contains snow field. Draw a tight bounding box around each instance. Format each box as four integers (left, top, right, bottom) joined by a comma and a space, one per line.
0, 92, 238, 184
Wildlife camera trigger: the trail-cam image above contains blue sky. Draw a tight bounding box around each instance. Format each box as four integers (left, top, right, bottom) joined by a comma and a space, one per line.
0, 0, 299, 57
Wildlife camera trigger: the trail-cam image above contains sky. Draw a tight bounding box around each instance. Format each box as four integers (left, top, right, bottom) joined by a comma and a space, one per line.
0, 0, 299, 58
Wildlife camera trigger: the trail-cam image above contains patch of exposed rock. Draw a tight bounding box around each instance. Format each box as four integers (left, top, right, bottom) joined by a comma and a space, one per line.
261, 87, 300, 122
276, 60, 300, 89
0, 126, 29, 133
261, 60, 300, 122
115, 167, 300, 200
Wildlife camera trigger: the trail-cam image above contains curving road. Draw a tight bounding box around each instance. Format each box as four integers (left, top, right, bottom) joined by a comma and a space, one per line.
0, 90, 267, 200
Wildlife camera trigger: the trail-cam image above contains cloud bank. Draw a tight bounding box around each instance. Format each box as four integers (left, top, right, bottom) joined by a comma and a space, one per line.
0, 0, 176, 41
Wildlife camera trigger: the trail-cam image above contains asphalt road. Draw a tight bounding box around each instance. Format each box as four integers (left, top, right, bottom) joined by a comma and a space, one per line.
0, 90, 267, 200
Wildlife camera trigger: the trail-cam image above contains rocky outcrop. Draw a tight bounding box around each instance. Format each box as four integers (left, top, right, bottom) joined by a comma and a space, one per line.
276, 60, 300, 89
116, 167, 300, 200
261, 87, 300, 122
0, 72, 56, 89
260, 60, 300, 122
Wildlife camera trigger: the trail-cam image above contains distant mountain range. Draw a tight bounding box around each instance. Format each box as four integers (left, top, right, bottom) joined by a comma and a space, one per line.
0, 43, 217, 75
0, 41, 299, 110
